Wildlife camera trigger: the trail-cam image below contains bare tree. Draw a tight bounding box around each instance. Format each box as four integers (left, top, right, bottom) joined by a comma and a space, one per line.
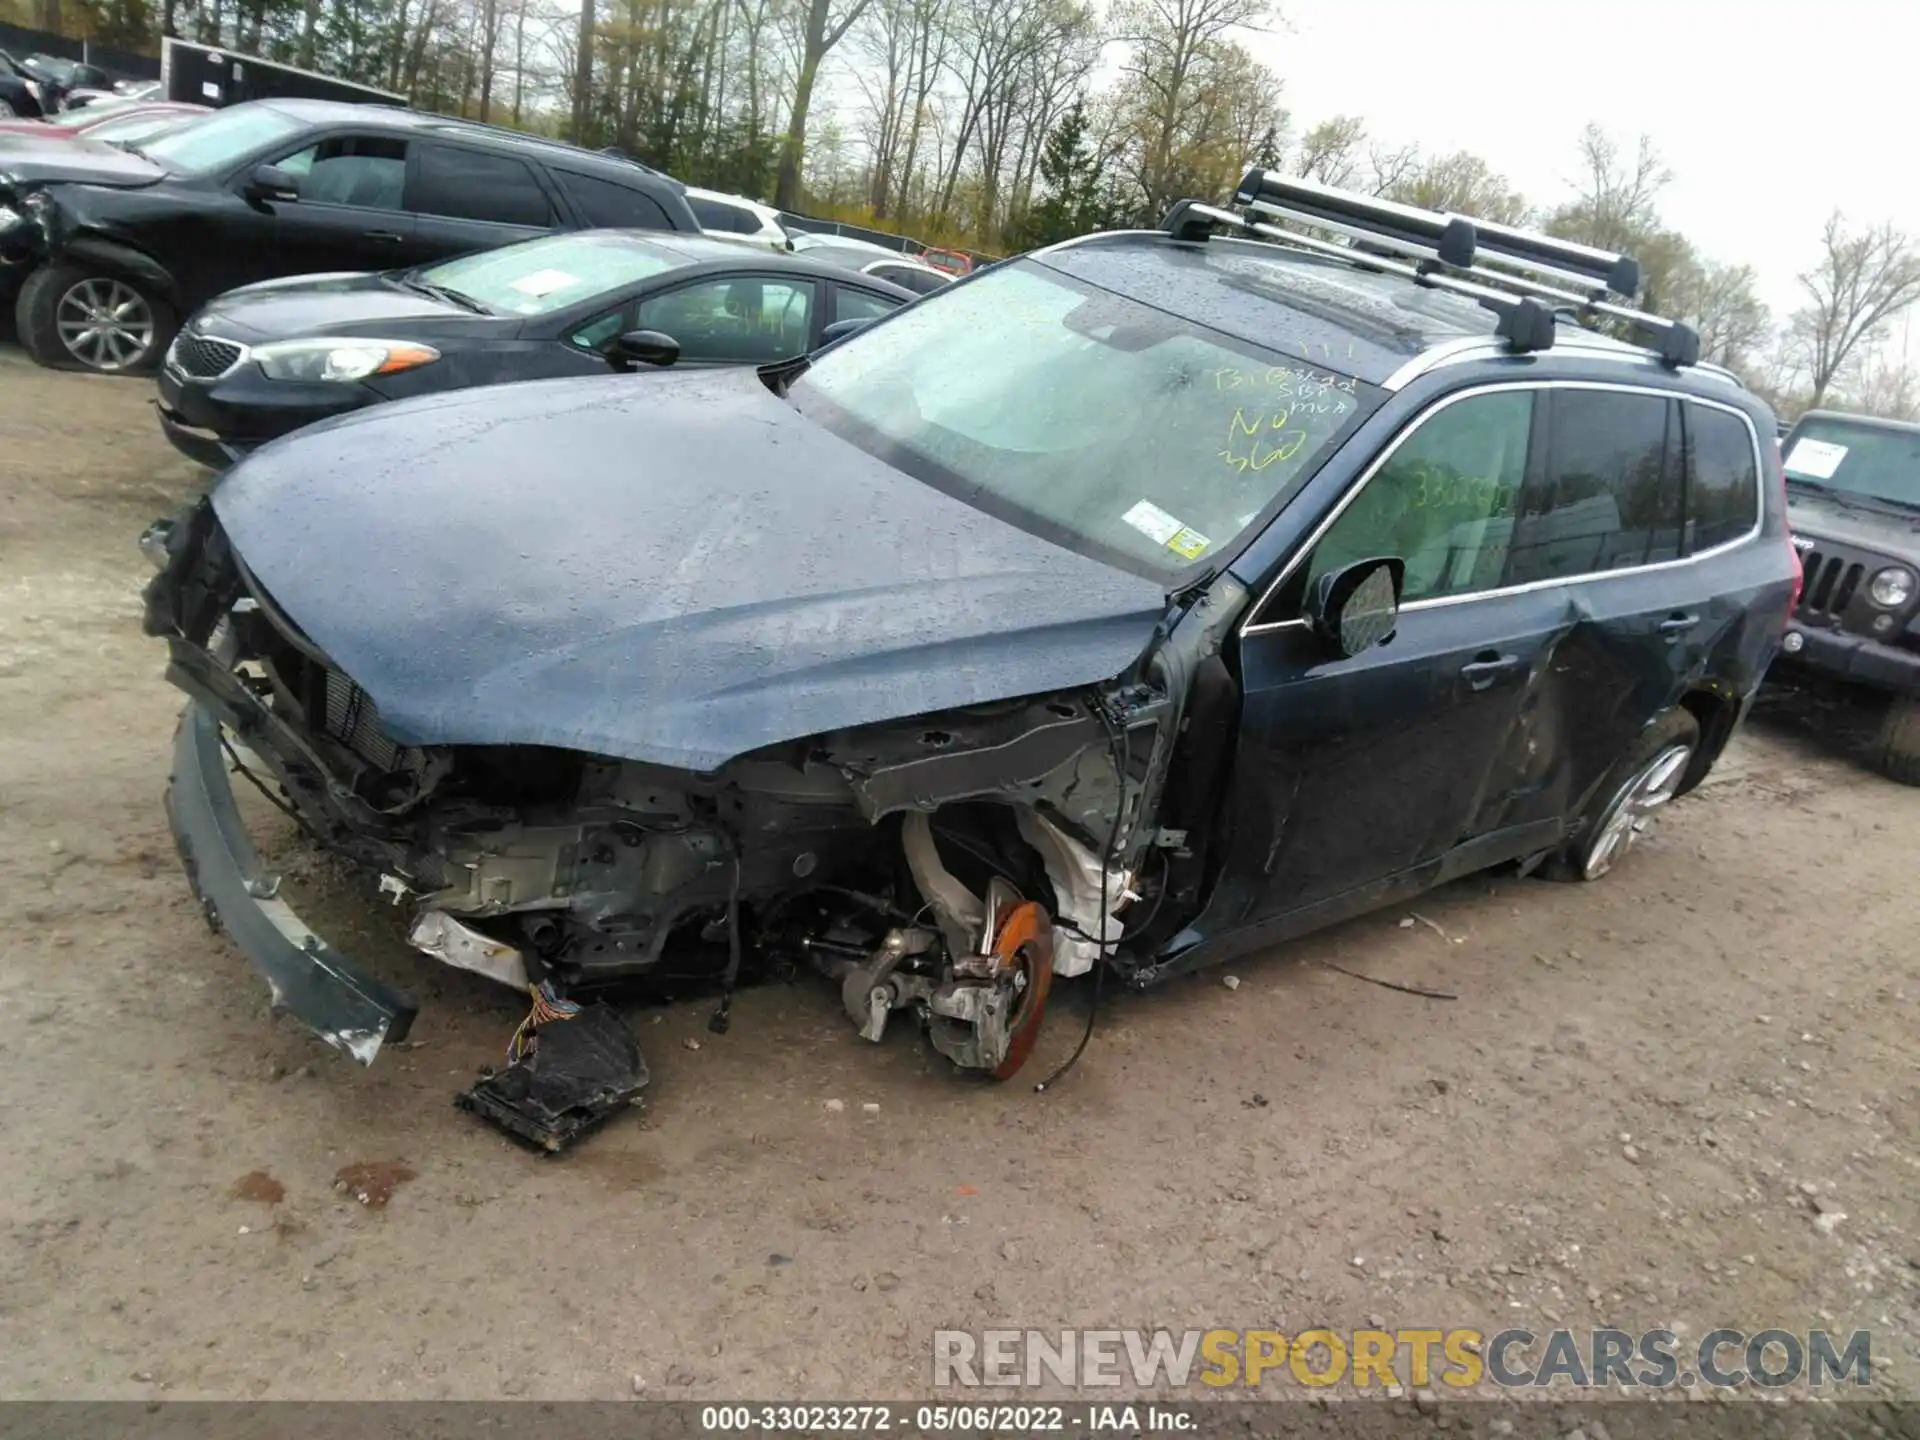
1842, 350, 1920, 422
1292, 115, 1365, 186
1789, 212, 1920, 408
1110, 0, 1272, 215
1549, 124, 1669, 255
1381, 150, 1528, 225
773, 0, 876, 208
1672, 258, 1770, 375
570, 0, 596, 138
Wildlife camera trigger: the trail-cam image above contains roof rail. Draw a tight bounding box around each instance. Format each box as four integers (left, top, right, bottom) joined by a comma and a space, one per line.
1164, 169, 1701, 370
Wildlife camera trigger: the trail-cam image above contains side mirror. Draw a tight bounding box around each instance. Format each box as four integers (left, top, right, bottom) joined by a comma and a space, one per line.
1307, 556, 1404, 659
603, 328, 680, 373
245, 164, 300, 203
818, 317, 872, 346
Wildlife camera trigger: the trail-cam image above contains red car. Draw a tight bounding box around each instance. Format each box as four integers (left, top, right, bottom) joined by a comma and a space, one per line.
0, 99, 209, 143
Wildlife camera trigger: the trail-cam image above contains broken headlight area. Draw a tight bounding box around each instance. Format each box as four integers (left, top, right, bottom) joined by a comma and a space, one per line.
144, 503, 1175, 1149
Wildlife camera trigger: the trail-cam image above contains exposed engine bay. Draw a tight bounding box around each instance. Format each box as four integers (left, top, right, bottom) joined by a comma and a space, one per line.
144, 499, 1233, 1150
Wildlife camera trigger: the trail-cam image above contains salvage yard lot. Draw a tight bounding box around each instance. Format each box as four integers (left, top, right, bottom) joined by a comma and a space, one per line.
2, 347, 1918, 1407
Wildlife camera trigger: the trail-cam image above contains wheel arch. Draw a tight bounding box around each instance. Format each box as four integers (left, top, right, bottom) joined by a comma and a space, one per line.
55, 236, 184, 308
1674, 683, 1741, 798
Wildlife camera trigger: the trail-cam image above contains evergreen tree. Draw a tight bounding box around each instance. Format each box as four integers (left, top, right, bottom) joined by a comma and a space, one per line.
1008, 96, 1126, 251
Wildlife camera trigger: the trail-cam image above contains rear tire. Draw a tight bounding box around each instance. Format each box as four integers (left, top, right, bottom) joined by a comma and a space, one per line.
1539, 709, 1701, 883
15, 260, 175, 374
1874, 695, 1920, 786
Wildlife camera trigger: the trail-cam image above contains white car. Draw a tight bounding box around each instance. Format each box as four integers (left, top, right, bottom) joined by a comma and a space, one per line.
788, 232, 954, 295
684, 186, 790, 251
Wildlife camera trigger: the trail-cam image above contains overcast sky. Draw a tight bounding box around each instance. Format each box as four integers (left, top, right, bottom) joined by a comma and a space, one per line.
1251, 0, 1920, 347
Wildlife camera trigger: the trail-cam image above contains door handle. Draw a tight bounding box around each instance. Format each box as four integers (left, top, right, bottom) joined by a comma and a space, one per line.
1658, 612, 1700, 641
361, 229, 404, 242
1460, 652, 1522, 692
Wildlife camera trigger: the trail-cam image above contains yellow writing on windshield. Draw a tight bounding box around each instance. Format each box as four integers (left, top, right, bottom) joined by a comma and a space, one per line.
1210, 365, 1360, 398
1221, 407, 1311, 473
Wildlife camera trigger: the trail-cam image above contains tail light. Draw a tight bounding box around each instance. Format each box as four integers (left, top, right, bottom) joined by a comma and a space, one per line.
1777, 438, 1804, 611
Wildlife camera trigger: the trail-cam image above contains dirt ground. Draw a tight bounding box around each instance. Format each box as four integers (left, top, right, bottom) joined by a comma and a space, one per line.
2, 349, 1918, 1412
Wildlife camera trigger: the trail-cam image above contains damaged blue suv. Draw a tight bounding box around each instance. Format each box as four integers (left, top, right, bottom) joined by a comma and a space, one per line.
142, 171, 1798, 1149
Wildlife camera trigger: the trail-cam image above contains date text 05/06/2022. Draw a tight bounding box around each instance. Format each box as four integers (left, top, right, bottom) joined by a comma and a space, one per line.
698, 1404, 1196, 1432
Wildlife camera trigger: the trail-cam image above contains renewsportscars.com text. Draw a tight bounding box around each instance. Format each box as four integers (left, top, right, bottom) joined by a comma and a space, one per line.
932, 1327, 1873, 1390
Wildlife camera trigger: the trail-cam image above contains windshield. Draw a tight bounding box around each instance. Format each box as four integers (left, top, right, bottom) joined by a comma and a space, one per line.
1784, 417, 1920, 512
51, 99, 133, 127
416, 231, 684, 316
136, 102, 304, 173
85, 110, 200, 144
25, 55, 79, 83
791, 259, 1371, 578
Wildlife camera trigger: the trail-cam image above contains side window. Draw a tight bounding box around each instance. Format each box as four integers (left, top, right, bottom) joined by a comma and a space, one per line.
569, 308, 629, 352
1508, 389, 1679, 584
637, 277, 816, 363
555, 170, 674, 230
409, 144, 552, 227
832, 286, 902, 326
275, 135, 406, 210
874, 264, 946, 295
1688, 405, 1761, 552
1304, 390, 1532, 605
689, 196, 756, 234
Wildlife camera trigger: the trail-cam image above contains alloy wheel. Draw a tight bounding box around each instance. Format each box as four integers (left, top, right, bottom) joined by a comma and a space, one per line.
54, 276, 155, 372
1582, 743, 1693, 880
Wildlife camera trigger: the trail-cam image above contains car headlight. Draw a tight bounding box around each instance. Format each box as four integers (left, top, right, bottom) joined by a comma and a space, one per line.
251, 338, 441, 383
1869, 566, 1915, 609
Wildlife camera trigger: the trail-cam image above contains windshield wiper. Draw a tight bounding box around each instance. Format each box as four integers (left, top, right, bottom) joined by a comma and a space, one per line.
395, 274, 492, 315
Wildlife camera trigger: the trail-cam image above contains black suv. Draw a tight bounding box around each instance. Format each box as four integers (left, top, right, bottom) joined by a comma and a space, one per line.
1776, 409, 1920, 780
144, 171, 1796, 1148
0, 98, 700, 373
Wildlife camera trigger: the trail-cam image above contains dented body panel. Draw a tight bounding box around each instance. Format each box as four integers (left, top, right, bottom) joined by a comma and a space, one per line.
211, 369, 1167, 772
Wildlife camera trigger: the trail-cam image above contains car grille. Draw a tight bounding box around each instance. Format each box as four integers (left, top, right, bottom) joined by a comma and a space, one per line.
322, 667, 404, 773
168, 332, 245, 379
1798, 548, 1864, 623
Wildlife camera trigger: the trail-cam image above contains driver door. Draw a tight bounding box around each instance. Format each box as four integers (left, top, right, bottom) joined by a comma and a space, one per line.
1217, 386, 1563, 929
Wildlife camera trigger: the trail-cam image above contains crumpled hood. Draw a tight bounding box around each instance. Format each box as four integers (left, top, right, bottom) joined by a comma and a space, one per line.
0, 133, 165, 187
1788, 492, 1920, 568
212, 369, 1168, 771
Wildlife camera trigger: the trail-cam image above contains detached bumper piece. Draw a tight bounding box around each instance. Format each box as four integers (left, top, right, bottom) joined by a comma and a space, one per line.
456, 1003, 650, 1153
166, 702, 418, 1064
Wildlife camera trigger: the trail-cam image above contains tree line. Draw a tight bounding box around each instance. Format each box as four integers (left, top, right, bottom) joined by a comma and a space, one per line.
11, 0, 1920, 418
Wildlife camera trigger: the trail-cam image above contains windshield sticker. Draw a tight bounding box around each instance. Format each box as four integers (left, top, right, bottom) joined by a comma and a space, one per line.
1166, 526, 1212, 560
1785, 438, 1848, 480
1123, 500, 1211, 560
509, 268, 579, 298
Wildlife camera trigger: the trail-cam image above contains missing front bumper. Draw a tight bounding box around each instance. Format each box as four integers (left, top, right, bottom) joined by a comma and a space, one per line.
165, 701, 418, 1064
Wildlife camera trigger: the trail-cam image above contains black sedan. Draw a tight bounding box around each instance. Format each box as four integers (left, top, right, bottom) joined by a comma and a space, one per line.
155, 230, 916, 467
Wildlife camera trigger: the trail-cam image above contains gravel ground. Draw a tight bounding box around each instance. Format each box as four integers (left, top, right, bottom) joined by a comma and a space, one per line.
2, 351, 1917, 1417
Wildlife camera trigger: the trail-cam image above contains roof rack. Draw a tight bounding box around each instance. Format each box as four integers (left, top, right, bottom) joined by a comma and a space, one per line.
1163, 169, 1701, 369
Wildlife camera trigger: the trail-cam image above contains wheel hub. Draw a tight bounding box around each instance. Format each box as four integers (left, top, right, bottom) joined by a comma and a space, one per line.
1583, 742, 1693, 880
54, 277, 154, 371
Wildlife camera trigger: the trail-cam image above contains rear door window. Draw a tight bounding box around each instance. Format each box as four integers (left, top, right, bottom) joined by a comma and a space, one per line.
555, 170, 674, 230
1507, 389, 1678, 585
408, 143, 552, 228
871, 263, 946, 295
1687, 405, 1761, 552
689, 196, 758, 233
275, 135, 407, 210
1305, 389, 1532, 604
